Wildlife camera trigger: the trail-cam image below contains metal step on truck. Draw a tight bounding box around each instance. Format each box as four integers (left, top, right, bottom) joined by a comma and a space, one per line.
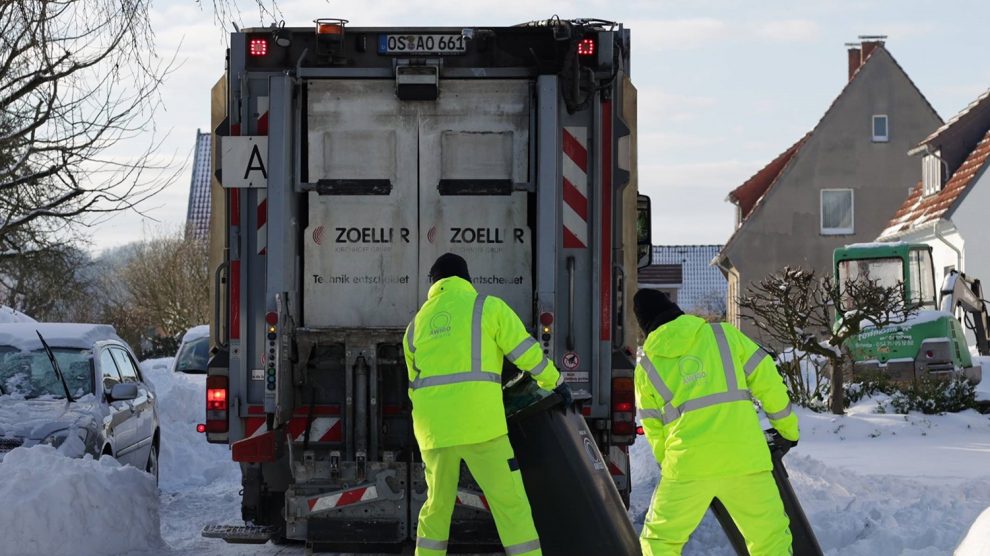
201, 16, 651, 552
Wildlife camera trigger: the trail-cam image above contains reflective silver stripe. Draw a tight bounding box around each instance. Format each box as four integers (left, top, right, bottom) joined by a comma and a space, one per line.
406, 321, 416, 353
528, 357, 549, 377
471, 295, 488, 373
508, 337, 538, 362
640, 356, 680, 423
638, 408, 663, 421
410, 371, 501, 390
766, 402, 793, 421
640, 356, 674, 401
743, 348, 769, 377
504, 539, 541, 555
662, 390, 751, 425
416, 537, 448, 550
711, 324, 738, 391
555, 374, 565, 387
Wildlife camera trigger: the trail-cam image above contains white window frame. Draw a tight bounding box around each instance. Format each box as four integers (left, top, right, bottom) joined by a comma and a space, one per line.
872, 114, 889, 142
922, 151, 944, 196
820, 188, 855, 235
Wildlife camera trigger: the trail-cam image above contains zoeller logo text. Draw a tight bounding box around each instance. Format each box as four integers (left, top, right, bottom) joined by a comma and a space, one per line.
335, 227, 411, 243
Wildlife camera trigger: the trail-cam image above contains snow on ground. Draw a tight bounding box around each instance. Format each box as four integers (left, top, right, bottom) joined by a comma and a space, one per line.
630, 396, 990, 555
0, 445, 164, 556
958, 506, 990, 556
138, 358, 302, 555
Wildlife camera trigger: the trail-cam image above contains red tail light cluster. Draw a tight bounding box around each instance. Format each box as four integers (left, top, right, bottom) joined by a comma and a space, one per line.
611, 377, 636, 438
205, 375, 229, 433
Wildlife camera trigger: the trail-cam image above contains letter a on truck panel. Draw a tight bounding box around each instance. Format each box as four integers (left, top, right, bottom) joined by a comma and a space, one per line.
221, 136, 269, 188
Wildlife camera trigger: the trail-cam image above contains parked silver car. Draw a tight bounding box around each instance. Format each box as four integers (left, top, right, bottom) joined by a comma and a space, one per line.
0, 323, 160, 482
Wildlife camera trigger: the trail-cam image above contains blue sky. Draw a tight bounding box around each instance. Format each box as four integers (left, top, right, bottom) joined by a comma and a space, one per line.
87, 0, 990, 251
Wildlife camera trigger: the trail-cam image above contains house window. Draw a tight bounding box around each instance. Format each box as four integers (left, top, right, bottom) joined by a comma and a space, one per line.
872, 115, 889, 142
922, 152, 944, 196
821, 189, 854, 235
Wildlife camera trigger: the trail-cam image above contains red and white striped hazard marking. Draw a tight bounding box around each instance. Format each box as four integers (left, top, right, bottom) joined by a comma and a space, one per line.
257, 190, 267, 255
562, 126, 589, 249
256, 96, 269, 256
456, 490, 490, 513
307, 485, 378, 513
256, 96, 269, 136
243, 406, 342, 443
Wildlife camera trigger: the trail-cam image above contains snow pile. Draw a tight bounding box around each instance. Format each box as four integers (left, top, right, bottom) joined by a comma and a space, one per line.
957, 507, 990, 555
140, 358, 232, 489
0, 305, 35, 323
630, 394, 990, 555
0, 445, 163, 556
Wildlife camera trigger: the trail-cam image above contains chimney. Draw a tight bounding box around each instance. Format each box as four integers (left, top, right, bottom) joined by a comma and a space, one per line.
847, 47, 862, 81
846, 35, 887, 81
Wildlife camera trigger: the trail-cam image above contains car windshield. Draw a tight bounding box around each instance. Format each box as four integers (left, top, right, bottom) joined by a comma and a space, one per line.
175, 336, 209, 373
0, 346, 94, 399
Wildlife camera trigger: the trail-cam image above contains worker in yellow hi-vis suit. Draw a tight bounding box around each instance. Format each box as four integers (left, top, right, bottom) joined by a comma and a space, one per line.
633, 289, 799, 556
404, 253, 570, 556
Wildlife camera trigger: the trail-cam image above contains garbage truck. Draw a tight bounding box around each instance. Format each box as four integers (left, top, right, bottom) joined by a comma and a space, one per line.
201, 16, 651, 551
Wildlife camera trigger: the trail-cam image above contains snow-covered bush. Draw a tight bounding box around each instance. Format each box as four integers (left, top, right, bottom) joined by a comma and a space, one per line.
847, 374, 976, 414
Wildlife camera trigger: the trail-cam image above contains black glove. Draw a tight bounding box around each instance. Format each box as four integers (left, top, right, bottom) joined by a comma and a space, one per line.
766, 428, 798, 456
553, 383, 574, 407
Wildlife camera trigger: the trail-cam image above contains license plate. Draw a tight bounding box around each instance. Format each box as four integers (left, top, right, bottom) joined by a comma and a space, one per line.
378, 34, 467, 55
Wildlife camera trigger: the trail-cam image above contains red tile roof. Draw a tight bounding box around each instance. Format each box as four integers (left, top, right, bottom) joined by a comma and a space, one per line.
882, 126, 990, 237
727, 134, 809, 220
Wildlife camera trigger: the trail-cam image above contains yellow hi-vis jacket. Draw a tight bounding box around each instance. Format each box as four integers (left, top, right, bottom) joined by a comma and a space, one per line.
403, 277, 562, 450
635, 314, 799, 481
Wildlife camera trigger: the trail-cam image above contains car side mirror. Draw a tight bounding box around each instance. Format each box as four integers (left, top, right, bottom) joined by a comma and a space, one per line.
109, 383, 138, 401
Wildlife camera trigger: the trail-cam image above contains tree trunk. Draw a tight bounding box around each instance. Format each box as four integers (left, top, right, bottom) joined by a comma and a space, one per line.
829, 359, 845, 415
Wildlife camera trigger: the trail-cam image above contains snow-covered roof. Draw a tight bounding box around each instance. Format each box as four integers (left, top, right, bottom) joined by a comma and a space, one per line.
0, 306, 35, 324
0, 323, 122, 351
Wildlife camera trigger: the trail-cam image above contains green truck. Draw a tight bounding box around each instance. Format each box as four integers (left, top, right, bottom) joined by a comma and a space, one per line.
834, 242, 989, 384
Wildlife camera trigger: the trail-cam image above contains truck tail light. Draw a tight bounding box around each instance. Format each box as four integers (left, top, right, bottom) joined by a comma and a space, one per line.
611, 376, 636, 440
206, 375, 229, 433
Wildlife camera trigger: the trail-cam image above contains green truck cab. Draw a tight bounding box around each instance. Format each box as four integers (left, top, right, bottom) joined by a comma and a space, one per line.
834, 242, 980, 384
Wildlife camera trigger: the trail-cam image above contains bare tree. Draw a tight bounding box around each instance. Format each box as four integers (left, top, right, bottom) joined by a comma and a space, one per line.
693, 290, 728, 322
117, 231, 210, 352
0, 0, 186, 256
0, 244, 100, 321
738, 267, 916, 414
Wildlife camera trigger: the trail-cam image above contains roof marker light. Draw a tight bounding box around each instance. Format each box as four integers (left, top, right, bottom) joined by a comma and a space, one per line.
249, 38, 268, 57
577, 37, 595, 57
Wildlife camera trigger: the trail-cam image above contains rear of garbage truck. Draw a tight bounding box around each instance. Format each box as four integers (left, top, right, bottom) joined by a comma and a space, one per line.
203, 17, 649, 552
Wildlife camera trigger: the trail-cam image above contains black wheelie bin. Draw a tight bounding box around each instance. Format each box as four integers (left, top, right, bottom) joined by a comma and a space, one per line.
710, 431, 823, 556
504, 377, 641, 556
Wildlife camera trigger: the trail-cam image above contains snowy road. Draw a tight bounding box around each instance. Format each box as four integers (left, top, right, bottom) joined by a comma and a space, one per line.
4, 357, 990, 555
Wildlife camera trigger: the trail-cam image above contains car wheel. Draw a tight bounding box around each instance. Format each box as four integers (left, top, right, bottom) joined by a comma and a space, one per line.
146, 443, 159, 485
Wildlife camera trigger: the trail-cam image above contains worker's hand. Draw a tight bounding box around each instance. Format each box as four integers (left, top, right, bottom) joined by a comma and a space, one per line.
765, 428, 798, 456
553, 383, 574, 408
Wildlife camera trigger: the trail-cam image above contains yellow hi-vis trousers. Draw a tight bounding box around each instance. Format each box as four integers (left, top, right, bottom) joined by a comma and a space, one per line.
415, 434, 541, 556
641, 471, 792, 556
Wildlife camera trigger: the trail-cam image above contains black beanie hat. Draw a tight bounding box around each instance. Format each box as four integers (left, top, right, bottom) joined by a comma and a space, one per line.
633, 289, 684, 334
429, 253, 471, 283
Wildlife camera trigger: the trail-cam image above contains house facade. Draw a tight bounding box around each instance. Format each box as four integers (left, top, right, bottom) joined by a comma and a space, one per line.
879, 88, 990, 303
714, 38, 943, 338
